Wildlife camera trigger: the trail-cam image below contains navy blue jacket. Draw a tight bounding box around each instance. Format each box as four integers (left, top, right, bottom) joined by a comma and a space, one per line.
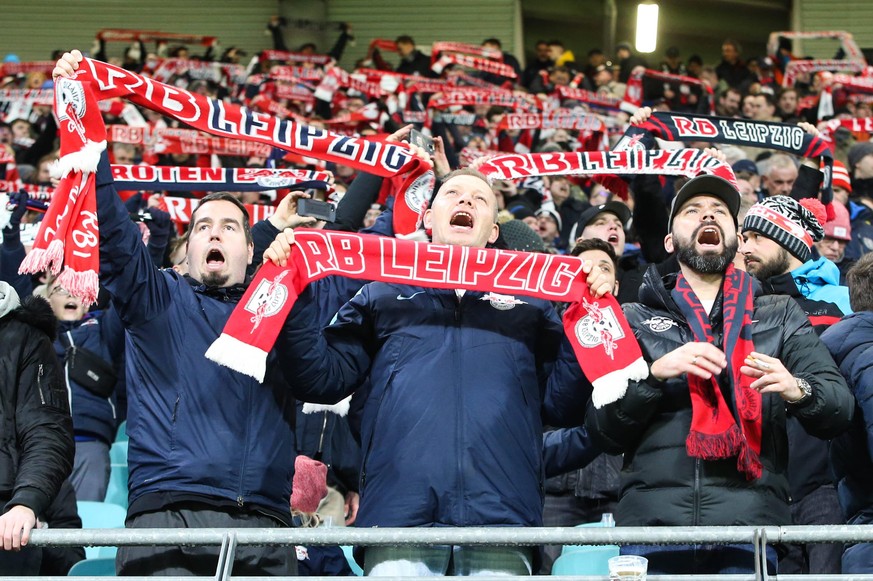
95, 154, 339, 521
282, 282, 591, 528
821, 311, 873, 524
56, 308, 124, 444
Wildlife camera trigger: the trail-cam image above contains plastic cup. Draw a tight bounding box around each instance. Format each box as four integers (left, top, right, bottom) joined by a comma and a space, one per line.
608, 555, 648, 580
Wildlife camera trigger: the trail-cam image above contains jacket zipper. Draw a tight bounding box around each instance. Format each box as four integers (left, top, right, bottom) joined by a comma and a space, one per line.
238, 382, 254, 507
36, 364, 46, 404
63, 331, 74, 410
315, 412, 329, 459
693, 458, 701, 526
360, 369, 396, 488
455, 294, 466, 524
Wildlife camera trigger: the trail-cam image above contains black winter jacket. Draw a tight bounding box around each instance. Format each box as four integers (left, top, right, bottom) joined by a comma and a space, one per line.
586, 265, 853, 527
0, 295, 75, 517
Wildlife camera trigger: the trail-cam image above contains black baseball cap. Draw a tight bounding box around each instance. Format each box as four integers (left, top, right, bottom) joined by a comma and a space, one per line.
571, 201, 631, 241
669, 174, 740, 228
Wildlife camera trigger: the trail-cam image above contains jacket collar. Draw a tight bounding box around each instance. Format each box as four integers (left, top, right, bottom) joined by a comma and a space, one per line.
184, 275, 248, 303
761, 271, 802, 298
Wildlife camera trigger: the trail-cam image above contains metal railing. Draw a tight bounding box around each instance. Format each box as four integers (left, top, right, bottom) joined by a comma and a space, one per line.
10, 525, 873, 581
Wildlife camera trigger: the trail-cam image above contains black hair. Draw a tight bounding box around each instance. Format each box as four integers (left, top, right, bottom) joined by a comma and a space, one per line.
187, 192, 253, 246
570, 237, 618, 270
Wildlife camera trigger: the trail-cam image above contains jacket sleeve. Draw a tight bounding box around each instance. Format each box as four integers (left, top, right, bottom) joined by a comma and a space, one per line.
542, 425, 601, 478
8, 329, 75, 517
95, 151, 172, 327
279, 284, 373, 404
779, 299, 853, 439
0, 230, 32, 299
252, 219, 281, 273
543, 333, 594, 427
629, 174, 669, 265
584, 373, 664, 454
37, 479, 85, 575
332, 172, 384, 233
99, 305, 127, 424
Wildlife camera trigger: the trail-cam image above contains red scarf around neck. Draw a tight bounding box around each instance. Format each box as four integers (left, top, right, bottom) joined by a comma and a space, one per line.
671, 264, 762, 480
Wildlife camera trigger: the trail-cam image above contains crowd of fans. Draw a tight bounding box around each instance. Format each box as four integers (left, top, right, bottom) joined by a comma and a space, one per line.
3, 16, 873, 577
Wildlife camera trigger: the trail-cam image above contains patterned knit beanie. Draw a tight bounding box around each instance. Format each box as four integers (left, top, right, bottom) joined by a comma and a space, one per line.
742, 195, 826, 262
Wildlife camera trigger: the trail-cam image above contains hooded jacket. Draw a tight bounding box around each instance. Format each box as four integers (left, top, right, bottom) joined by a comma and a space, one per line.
791, 257, 852, 316
821, 312, 873, 525
54, 309, 124, 445
585, 265, 852, 527
846, 198, 873, 261
760, 271, 847, 503
0, 284, 75, 517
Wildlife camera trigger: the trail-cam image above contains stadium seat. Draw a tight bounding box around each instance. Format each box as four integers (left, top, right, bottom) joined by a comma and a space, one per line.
109, 440, 128, 465
341, 545, 364, 576
68, 557, 116, 576
77, 501, 126, 560
115, 420, 128, 442
552, 545, 619, 576
103, 441, 129, 509
561, 520, 620, 556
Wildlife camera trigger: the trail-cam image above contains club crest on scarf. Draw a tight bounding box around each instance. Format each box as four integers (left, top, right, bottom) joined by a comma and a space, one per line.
404, 169, 435, 224
56, 80, 87, 140
480, 292, 527, 311
574, 296, 624, 359
245, 270, 290, 331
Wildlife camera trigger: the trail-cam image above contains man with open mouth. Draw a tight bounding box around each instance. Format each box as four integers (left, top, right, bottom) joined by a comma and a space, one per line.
275, 168, 610, 576
586, 173, 853, 577
52, 49, 345, 578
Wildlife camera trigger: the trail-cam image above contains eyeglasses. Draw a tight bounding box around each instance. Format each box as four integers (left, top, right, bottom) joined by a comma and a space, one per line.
49, 286, 73, 298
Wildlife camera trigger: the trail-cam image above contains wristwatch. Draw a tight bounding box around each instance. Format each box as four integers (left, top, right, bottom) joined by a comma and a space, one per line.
787, 377, 813, 405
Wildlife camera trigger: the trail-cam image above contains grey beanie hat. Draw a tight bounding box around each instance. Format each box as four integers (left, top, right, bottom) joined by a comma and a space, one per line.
847, 141, 873, 175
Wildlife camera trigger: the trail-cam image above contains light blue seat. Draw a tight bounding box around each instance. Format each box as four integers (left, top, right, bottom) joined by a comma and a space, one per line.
341, 545, 364, 576
104, 441, 129, 509
561, 520, 619, 556
552, 545, 620, 576
115, 420, 128, 442
77, 501, 126, 560
68, 557, 116, 576
109, 440, 128, 465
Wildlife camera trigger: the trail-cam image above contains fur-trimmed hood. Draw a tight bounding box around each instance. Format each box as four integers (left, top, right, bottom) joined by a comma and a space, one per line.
1, 295, 57, 340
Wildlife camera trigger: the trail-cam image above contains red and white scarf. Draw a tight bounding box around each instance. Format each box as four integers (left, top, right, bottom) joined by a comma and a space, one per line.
205, 230, 648, 407
19, 78, 106, 305
476, 149, 737, 189
431, 53, 517, 79
497, 110, 607, 132
74, 58, 431, 236
428, 89, 538, 111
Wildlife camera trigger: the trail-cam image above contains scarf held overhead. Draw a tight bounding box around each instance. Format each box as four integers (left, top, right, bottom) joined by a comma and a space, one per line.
205, 230, 648, 406
618, 111, 834, 210
70, 58, 433, 236
18, 77, 107, 305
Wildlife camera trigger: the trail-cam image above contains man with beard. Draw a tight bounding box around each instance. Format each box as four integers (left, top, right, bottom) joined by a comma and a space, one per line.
586, 174, 853, 576
740, 195, 851, 575
742, 196, 851, 315
52, 50, 341, 576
